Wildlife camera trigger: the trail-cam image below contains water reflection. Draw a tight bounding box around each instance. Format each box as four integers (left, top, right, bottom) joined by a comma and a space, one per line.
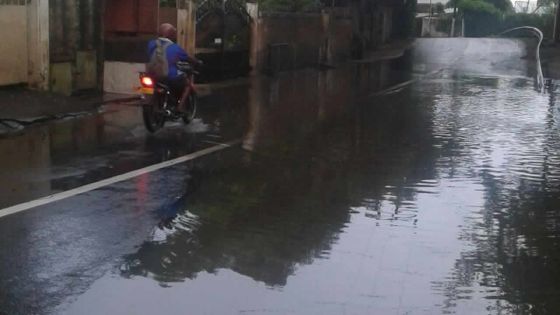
114, 54, 560, 313
122, 158, 352, 286
243, 60, 409, 153
119, 61, 438, 290
0, 110, 136, 208
421, 72, 560, 313
0, 100, 232, 208
13, 39, 560, 314
0, 128, 51, 208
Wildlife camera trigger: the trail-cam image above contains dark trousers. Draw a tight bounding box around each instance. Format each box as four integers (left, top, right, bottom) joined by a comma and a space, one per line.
165, 75, 188, 99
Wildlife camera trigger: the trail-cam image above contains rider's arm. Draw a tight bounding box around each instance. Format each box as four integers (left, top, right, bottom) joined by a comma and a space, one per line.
177, 45, 202, 65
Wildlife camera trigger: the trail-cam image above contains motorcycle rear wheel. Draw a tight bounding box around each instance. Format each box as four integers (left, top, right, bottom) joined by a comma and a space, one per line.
182, 93, 197, 124
143, 93, 166, 133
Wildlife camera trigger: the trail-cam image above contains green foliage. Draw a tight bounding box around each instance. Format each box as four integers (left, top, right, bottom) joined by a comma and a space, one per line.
484, 0, 513, 12
455, 0, 500, 37
159, 0, 177, 7
393, 0, 417, 39
533, 0, 556, 14
463, 11, 499, 36
501, 13, 555, 38
447, 0, 511, 15
435, 16, 453, 32
258, 0, 322, 12
435, 2, 445, 14
457, 0, 500, 15
462, 9, 555, 37
447, 0, 554, 37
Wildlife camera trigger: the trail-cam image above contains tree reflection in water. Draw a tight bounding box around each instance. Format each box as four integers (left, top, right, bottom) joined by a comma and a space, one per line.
120, 63, 437, 289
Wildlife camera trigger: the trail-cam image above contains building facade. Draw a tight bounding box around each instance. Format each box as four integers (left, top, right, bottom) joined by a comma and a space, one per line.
0, 0, 49, 90
0, 0, 413, 95
0, 0, 195, 95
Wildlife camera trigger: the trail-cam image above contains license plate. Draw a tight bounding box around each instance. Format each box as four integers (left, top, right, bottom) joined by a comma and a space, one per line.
139, 87, 154, 95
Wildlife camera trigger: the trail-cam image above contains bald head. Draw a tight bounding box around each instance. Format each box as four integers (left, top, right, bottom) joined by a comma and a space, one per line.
158, 23, 177, 41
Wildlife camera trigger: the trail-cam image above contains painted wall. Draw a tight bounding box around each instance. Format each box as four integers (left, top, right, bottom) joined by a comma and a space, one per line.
0, 5, 29, 85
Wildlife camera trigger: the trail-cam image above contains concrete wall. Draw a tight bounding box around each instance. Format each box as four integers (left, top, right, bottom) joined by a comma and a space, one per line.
0, 1, 49, 89
27, 0, 50, 90
103, 61, 145, 94
418, 17, 464, 38
177, 0, 197, 56
49, 0, 98, 94
259, 12, 323, 71
328, 13, 353, 63
159, 7, 178, 26
382, 7, 393, 43
250, 9, 353, 74
0, 5, 29, 85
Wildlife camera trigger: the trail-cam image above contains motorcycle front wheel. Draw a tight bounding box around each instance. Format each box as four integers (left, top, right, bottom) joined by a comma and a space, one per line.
143, 93, 166, 133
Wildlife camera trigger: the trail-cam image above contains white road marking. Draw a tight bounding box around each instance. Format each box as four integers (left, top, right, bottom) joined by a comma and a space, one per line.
0, 139, 241, 219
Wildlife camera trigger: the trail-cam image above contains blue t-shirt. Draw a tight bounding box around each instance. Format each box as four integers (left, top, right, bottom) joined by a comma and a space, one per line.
147, 38, 189, 80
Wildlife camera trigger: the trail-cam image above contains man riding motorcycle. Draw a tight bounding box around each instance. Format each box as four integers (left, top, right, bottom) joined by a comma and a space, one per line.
147, 23, 202, 113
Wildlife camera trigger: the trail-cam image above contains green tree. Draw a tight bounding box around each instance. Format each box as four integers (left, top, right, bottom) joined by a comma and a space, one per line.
435, 2, 445, 14
447, 0, 500, 15
484, 0, 513, 12
458, 0, 500, 14
258, 0, 322, 12
446, 0, 504, 36
448, 0, 555, 37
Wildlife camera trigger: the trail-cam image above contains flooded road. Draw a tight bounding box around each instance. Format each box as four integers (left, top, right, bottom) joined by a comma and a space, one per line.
2, 38, 560, 314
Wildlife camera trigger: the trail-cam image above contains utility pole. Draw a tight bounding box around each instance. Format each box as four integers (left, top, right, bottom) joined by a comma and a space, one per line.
429, 0, 432, 35
450, 0, 457, 37
429, 0, 432, 18
554, 0, 560, 42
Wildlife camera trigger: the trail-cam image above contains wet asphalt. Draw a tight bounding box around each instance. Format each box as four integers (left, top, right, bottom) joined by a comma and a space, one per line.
2, 38, 560, 314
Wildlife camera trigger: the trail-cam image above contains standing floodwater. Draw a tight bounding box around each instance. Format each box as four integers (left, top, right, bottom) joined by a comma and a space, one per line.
1, 38, 560, 315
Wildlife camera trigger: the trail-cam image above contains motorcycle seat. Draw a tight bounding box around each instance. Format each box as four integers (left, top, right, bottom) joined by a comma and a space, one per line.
156, 82, 170, 89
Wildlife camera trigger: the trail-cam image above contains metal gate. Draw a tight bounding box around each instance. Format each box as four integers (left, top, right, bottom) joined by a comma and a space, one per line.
0, 1, 29, 85
195, 0, 251, 81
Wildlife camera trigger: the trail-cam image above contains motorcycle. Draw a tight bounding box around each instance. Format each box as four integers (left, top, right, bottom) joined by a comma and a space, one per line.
139, 61, 198, 133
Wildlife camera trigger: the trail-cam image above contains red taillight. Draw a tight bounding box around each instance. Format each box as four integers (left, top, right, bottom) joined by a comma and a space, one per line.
141, 76, 154, 87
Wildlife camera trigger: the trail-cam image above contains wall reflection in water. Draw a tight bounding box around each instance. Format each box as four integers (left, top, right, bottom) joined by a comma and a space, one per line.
427, 75, 560, 313
119, 60, 560, 313
0, 128, 51, 208
0, 114, 116, 208
0, 104, 201, 208
119, 59, 437, 289
243, 59, 409, 154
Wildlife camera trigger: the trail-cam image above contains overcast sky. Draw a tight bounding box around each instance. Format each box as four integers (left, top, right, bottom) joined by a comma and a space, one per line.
417, 0, 521, 3
417, 0, 447, 3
